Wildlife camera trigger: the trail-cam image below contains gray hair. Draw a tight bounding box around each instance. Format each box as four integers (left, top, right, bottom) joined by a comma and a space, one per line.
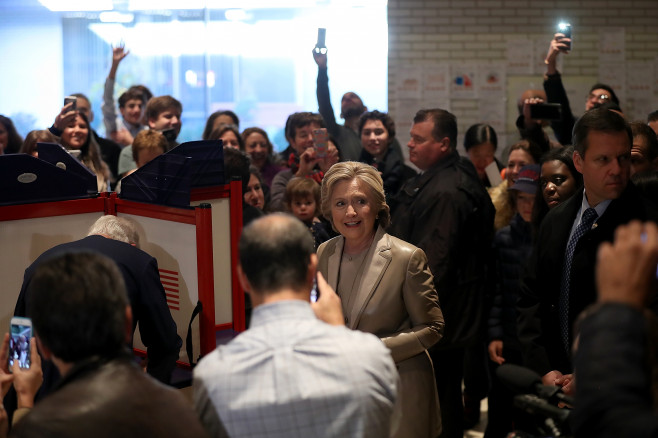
88, 215, 140, 248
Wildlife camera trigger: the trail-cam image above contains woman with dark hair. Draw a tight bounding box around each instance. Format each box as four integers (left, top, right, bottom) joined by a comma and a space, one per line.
244, 165, 268, 211
532, 146, 583, 230
358, 110, 416, 201
241, 127, 284, 187
0, 115, 24, 154
59, 112, 110, 192
19, 130, 57, 157
464, 123, 504, 188
202, 110, 240, 140
208, 124, 243, 150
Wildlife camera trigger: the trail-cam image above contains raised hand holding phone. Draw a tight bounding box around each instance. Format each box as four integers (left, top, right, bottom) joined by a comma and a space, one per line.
312, 28, 328, 68
8, 317, 32, 372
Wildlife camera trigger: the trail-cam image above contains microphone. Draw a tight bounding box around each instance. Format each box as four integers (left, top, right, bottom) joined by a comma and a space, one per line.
496, 363, 575, 406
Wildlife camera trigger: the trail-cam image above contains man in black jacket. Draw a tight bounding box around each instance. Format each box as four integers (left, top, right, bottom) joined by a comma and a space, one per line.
572, 221, 658, 438
517, 108, 658, 393
388, 108, 495, 438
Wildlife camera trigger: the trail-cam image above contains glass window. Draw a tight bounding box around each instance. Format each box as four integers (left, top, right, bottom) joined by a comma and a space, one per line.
0, 1, 388, 152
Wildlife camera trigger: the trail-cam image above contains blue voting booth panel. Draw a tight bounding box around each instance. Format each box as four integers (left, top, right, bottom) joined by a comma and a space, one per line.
0, 153, 92, 206
165, 140, 225, 188
119, 140, 225, 208
120, 154, 194, 208
37, 142, 97, 193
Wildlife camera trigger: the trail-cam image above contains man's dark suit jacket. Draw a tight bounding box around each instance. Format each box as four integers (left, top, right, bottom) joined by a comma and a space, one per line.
517, 183, 658, 376
14, 235, 182, 384
388, 151, 495, 348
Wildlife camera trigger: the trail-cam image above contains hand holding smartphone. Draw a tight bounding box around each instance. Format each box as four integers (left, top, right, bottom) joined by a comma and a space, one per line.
64, 96, 77, 111
9, 317, 32, 372
557, 22, 572, 51
312, 128, 329, 159
313, 28, 327, 55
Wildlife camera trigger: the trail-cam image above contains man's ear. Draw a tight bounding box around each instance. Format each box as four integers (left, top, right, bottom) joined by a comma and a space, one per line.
36, 336, 52, 361
573, 150, 584, 174
237, 265, 252, 293
440, 137, 451, 153
307, 254, 318, 287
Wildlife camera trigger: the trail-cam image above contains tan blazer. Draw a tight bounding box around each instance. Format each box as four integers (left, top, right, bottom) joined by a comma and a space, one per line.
317, 226, 445, 438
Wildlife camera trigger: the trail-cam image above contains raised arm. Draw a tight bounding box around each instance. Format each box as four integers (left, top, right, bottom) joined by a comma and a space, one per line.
543, 33, 575, 145
313, 50, 339, 135
102, 45, 130, 136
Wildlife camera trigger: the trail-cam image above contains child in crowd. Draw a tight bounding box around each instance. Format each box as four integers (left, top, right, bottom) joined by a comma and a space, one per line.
116, 130, 167, 192
132, 130, 167, 170
284, 177, 331, 250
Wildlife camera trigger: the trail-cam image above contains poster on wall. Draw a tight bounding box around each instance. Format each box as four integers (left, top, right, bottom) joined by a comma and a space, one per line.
598, 62, 626, 104
626, 61, 654, 100
477, 62, 506, 98
422, 65, 450, 108
451, 63, 477, 99
395, 66, 422, 100
599, 28, 625, 63
394, 99, 424, 131
478, 98, 506, 144
628, 99, 655, 121
507, 39, 534, 75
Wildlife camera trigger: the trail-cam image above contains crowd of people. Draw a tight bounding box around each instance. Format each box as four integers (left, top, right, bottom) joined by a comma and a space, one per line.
1, 29, 658, 438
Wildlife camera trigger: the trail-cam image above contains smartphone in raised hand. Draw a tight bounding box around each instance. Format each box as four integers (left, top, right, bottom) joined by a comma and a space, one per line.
314, 28, 327, 55
9, 317, 32, 372
557, 22, 572, 50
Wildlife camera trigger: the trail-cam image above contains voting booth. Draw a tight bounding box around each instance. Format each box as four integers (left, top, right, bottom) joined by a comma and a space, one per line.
0, 141, 242, 368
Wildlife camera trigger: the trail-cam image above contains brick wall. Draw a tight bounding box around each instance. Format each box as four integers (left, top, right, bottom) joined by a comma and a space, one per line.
388, 0, 658, 153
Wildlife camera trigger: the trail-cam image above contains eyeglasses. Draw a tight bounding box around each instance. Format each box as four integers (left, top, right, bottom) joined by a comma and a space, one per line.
587, 92, 610, 102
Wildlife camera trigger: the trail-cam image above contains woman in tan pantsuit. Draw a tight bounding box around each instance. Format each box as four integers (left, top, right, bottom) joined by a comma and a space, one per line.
317, 161, 445, 438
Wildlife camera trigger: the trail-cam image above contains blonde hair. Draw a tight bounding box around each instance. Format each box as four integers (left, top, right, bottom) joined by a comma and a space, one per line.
320, 161, 390, 231
132, 130, 167, 166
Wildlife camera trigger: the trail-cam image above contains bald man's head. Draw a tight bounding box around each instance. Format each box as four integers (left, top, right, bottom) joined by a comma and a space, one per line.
239, 214, 314, 294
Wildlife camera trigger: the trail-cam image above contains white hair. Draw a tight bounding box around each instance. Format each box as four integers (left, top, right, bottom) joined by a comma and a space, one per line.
88, 215, 140, 248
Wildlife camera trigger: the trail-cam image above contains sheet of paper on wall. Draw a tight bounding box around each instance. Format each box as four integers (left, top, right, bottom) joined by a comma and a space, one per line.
422, 65, 450, 108
599, 28, 625, 63
533, 36, 563, 75
477, 62, 506, 98
598, 62, 626, 103
394, 99, 423, 169
395, 66, 422, 100
394, 99, 424, 132
629, 99, 655, 122
506, 39, 534, 75
626, 61, 654, 100
479, 98, 506, 141
451, 62, 478, 99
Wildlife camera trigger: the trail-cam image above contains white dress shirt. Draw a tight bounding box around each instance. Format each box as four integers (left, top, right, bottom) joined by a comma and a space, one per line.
193, 299, 399, 438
